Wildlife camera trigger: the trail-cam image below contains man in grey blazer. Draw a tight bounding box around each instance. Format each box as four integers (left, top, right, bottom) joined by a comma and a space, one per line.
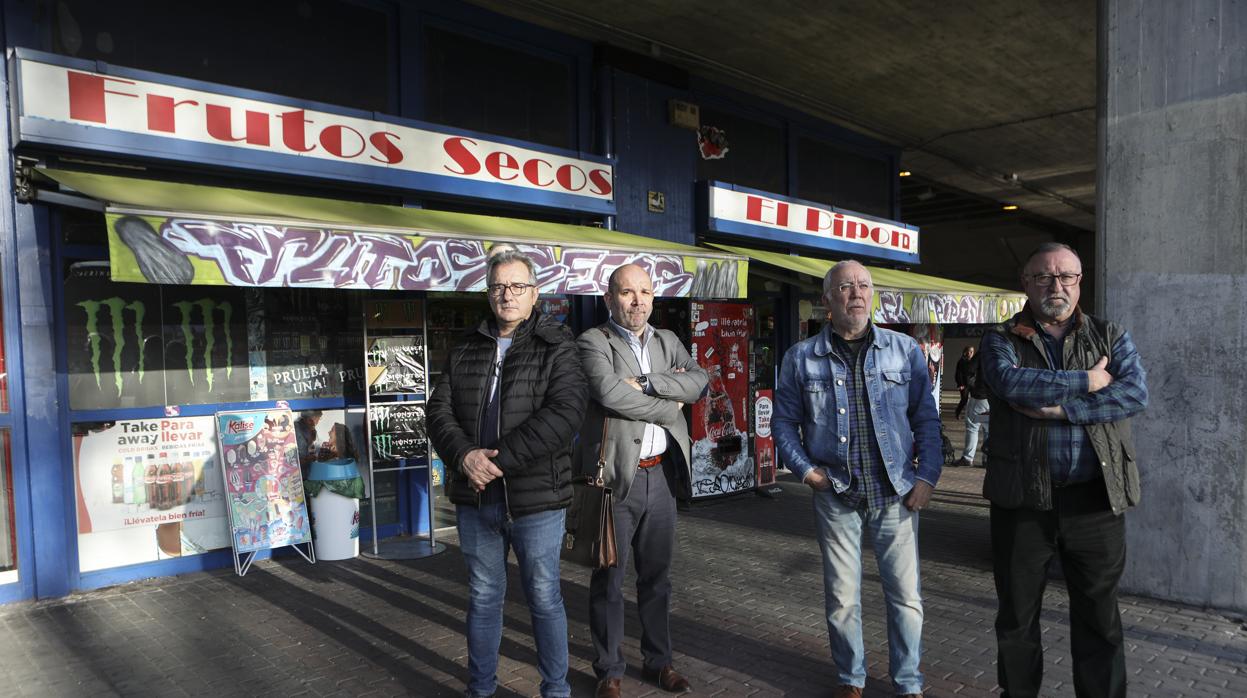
578, 263, 708, 698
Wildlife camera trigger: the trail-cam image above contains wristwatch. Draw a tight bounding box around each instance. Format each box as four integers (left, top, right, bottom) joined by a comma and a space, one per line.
635, 375, 650, 392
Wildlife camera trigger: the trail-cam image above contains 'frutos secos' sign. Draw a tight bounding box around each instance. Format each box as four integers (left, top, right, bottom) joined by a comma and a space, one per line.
13, 51, 614, 214
703, 182, 919, 263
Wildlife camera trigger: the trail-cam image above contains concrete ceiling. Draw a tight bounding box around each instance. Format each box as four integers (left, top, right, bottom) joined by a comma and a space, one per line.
467, 0, 1098, 235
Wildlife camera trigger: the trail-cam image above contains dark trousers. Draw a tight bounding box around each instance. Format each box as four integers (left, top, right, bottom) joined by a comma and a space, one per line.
991, 479, 1127, 698
589, 456, 677, 679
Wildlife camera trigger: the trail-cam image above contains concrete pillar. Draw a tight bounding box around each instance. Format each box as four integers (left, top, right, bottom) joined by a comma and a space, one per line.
1101, 1, 1247, 611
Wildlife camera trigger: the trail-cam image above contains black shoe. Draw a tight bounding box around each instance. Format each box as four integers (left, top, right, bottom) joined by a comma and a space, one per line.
954, 457, 973, 467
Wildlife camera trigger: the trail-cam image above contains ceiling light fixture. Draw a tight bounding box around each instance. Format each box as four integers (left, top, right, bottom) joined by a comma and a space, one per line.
1002, 204, 1019, 211
898, 170, 912, 177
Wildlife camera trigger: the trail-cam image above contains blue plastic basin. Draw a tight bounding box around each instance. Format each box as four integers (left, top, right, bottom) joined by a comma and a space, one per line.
307, 458, 361, 481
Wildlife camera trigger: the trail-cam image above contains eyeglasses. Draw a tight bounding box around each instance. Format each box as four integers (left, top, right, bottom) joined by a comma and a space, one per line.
1026, 273, 1082, 287
834, 282, 873, 293
487, 282, 535, 297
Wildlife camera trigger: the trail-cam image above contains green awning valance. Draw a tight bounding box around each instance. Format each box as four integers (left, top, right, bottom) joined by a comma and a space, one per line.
43, 168, 747, 298
711, 242, 1025, 324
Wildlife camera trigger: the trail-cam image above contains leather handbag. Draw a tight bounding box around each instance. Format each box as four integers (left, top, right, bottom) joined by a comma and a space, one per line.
562, 419, 618, 569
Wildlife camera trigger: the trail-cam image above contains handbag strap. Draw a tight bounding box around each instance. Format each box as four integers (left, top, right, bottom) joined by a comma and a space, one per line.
590, 324, 616, 488
591, 416, 608, 487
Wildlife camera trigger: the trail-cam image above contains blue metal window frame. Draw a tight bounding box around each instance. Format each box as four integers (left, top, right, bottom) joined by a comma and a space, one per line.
0, 173, 33, 602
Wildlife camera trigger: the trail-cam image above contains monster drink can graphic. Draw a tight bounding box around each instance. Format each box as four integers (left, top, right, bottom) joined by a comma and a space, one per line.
65, 263, 166, 410
162, 286, 251, 404
368, 403, 429, 462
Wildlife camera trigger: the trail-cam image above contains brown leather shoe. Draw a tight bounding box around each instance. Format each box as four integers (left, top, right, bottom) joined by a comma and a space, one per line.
831, 686, 863, 698
642, 665, 692, 693
595, 677, 621, 698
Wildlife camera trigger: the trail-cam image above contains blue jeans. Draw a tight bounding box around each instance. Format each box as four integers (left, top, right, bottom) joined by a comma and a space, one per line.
457, 504, 570, 698
963, 397, 990, 461
813, 491, 924, 694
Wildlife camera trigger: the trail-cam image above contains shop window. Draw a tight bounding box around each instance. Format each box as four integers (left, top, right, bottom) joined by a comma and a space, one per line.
65, 262, 167, 411
423, 26, 576, 150
796, 136, 894, 219
60, 206, 109, 248
64, 261, 363, 411
0, 431, 13, 582
695, 107, 786, 194
72, 417, 232, 571
262, 289, 363, 403
51, 0, 391, 113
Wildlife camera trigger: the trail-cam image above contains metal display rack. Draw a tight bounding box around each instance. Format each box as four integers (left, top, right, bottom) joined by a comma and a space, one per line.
360, 298, 445, 560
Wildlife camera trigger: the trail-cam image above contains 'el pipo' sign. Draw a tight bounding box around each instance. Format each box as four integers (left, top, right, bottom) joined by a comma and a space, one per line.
703, 181, 920, 264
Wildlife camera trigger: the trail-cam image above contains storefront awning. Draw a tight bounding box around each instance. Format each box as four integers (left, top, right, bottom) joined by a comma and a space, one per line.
41, 169, 747, 298
708, 243, 1025, 324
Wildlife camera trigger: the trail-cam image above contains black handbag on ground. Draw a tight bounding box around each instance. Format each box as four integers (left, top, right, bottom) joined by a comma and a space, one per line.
562, 419, 618, 569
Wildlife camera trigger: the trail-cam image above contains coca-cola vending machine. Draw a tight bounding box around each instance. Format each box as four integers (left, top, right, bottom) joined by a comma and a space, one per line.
689, 301, 754, 500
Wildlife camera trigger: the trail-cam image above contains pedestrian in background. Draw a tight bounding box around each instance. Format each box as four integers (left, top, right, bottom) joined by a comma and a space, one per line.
957, 349, 990, 467
954, 346, 974, 419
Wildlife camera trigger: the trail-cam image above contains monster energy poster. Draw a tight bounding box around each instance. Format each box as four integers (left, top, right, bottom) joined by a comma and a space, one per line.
162, 286, 251, 404
367, 336, 427, 396
369, 403, 428, 462
65, 263, 166, 410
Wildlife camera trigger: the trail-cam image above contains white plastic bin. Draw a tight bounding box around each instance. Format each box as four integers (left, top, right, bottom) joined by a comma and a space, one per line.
310, 489, 360, 560
306, 458, 363, 561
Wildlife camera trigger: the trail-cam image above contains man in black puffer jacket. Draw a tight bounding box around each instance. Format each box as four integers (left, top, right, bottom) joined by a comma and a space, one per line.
427, 248, 586, 698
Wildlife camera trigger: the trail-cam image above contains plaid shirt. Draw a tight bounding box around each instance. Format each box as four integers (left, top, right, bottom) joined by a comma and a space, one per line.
979, 314, 1148, 485
831, 329, 899, 510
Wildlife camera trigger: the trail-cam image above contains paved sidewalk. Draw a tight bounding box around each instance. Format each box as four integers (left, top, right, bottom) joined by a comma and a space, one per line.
1, 466, 1245, 697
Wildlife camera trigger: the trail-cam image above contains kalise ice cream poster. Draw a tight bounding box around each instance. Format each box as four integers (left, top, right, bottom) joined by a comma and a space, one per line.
216, 409, 312, 554
73, 417, 229, 571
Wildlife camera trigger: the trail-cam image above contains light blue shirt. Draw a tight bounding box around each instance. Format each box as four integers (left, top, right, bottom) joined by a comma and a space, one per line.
608, 317, 669, 459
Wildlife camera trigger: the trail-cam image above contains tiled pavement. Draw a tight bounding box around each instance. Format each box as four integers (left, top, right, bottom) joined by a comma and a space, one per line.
1, 411, 1245, 696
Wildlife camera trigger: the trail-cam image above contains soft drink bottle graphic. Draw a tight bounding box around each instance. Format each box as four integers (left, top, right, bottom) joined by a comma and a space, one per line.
111, 457, 125, 503
143, 454, 158, 509
156, 453, 173, 510
122, 456, 136, 504
178, 453, 194, 505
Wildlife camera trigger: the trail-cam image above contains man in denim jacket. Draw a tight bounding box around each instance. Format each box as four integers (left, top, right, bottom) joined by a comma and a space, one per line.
773, 261, 942, 698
